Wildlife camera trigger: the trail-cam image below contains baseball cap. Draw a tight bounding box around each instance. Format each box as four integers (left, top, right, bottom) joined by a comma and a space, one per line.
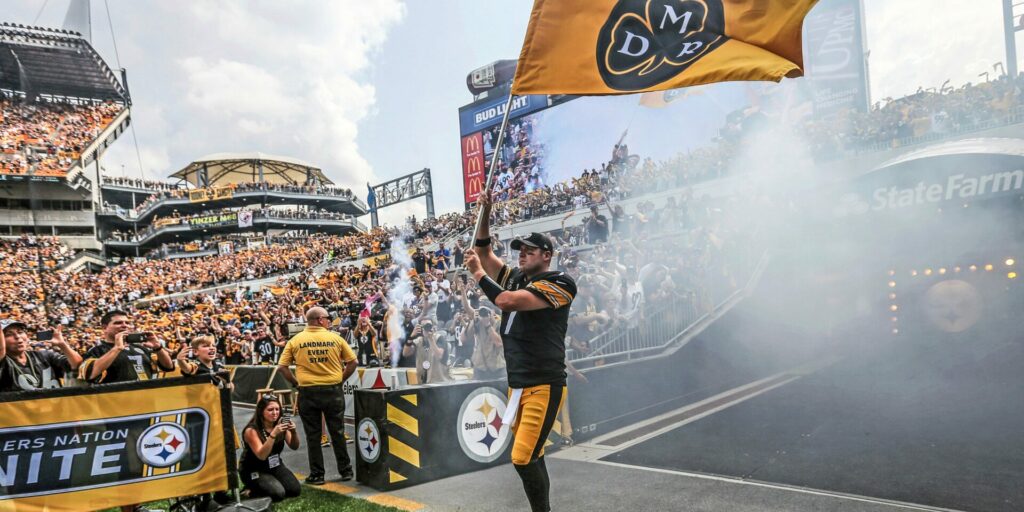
510, 232, 554, 253
0, 319, 27, 332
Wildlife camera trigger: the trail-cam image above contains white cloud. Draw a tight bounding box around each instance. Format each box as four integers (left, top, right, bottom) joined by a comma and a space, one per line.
90, 0, 405, 187
865, 1, 1006, 102
177, 57, 294, 117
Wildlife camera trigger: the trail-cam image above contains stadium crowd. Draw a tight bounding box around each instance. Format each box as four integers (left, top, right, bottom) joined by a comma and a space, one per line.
804, 73, 1024, 155
102, 175, 185, 191
0, 96, 124, 176
7, 74, 1010, 392
0, 180, 748, 374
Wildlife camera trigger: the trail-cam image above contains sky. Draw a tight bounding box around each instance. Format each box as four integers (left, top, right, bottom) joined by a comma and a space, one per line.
4, 0, 1018, 226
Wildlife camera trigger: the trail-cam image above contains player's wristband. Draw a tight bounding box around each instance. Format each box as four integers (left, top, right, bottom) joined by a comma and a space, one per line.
474, 237, 492, 247
478, 275, 504, 304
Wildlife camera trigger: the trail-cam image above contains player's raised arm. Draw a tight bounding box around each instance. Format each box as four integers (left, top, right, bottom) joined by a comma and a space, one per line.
471, 192, 505, 280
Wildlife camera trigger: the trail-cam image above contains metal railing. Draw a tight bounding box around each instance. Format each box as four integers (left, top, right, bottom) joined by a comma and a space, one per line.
569, 247, 765, 366
99, 188, 362, 222
105, 212, 362, 246
569, 294, 703, 364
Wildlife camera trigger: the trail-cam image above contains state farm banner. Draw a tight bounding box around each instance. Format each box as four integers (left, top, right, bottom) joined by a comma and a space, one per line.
0, 377, 235, 511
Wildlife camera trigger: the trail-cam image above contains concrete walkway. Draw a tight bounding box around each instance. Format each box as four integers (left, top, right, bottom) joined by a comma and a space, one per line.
230, 406, 952, 512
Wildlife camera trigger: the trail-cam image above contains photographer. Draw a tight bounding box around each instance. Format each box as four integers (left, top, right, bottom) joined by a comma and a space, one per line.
240, 394, 301, 502
0, 320, 82, 391
350, 316, 380, 367
466, 307, 505, 381
412, 319, 449, 384
396, 308, 423, 368
457, 284, 504, 378
80, 310, 174, 384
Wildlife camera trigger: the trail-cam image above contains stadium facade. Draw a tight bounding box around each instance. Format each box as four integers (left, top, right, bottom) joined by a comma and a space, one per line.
97, 153, 367, 260
0, 23, 130, 249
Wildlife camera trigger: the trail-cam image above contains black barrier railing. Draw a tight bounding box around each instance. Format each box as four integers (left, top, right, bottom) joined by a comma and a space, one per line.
355, 380, 518, 491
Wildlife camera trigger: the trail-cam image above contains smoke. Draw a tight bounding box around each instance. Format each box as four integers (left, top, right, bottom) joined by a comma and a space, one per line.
386, 230, 416, 367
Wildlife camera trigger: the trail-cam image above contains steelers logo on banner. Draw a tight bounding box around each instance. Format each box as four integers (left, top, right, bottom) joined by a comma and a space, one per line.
456, 387, 512, 463
357, 418, 381, 463
137, 422, 190, 468
596, 0, 727, 91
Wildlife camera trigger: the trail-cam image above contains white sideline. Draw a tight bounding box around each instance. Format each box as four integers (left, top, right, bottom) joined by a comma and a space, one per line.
589, 460, 964, 512
558, 357, 839, 459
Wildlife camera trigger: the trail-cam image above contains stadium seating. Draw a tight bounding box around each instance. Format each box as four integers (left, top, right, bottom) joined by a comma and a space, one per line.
0, 97, 124, 177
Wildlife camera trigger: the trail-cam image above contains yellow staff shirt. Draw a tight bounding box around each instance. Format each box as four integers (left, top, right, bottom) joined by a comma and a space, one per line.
277, 326, 356, 386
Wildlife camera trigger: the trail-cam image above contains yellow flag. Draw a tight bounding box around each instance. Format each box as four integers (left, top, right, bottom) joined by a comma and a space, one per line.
512, 0, 817, 95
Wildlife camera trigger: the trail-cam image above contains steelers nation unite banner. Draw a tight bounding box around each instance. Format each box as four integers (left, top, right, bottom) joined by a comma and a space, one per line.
0, 376, 235, 511
512, 0, 818, 95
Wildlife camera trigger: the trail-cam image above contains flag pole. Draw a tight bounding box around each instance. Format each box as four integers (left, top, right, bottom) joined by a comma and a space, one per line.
471, 93, 517, 241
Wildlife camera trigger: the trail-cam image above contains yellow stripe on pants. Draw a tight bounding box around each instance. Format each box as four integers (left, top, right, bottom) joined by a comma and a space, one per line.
509, 384, 566, 465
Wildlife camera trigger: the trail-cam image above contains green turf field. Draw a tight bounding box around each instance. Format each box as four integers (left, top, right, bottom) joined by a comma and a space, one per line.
101, 485, 404, 512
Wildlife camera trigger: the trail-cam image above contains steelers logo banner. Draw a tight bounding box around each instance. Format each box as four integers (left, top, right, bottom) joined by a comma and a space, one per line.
0, 378, 232, 512
512, 0, 819, 95
456, 387, 512, 464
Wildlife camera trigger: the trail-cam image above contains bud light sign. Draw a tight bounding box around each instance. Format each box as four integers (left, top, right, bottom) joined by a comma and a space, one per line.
459, 94, 548, 136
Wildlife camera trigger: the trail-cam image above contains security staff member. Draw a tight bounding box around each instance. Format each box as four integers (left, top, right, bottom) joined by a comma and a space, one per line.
465, 194, 576, 512
277, 307, 357, 484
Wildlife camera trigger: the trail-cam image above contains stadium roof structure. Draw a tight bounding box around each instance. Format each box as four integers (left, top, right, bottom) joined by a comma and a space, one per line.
170, 152, 334, 188
874, 138, 1024, 171
0, 23, 128, 102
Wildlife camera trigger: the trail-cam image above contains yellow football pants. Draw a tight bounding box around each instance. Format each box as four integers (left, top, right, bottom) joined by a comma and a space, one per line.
509, 384, 566, 465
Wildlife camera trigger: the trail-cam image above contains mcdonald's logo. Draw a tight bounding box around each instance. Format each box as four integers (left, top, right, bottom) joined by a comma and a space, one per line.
466, 156, 483, 175
465, 135, 481, 154
466, 177, 483, 200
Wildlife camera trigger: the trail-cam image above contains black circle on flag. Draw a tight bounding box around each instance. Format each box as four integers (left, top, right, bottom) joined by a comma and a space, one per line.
596, 0, 727, 91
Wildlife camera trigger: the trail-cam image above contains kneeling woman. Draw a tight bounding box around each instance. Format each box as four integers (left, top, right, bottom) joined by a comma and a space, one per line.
240, 394, 302, 502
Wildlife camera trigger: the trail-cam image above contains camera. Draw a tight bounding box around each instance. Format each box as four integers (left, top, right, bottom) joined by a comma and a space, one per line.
422, 323, 434, 332
36, 330, 54, 342
124, 332, 151, 344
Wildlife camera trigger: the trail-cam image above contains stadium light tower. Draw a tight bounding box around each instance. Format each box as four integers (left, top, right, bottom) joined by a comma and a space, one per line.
1003, 0, 1022, 79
